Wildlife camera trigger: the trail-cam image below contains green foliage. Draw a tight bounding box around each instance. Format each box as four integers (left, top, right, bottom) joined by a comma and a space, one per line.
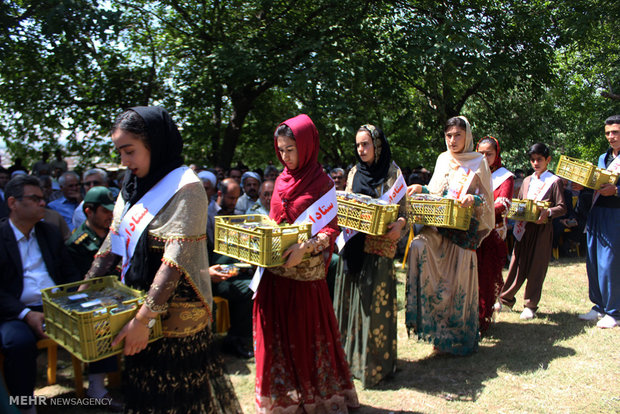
0, 0, 618, 171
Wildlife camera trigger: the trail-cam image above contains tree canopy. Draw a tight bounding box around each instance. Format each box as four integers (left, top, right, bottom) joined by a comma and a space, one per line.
1, 0, 618, 172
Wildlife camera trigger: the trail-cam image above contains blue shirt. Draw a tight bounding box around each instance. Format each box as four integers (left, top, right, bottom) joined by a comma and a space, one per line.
47, 195, 79, 231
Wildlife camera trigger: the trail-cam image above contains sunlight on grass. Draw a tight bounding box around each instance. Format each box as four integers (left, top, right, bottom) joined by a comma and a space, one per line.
34, 257, 619, 414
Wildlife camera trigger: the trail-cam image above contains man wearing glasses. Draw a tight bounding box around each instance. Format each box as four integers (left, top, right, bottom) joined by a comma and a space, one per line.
0, 175, 80, 413
71, 168, 116, 230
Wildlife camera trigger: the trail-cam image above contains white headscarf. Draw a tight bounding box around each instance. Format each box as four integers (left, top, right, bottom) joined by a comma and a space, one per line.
241, 171, 261, 190
427, 116, 494, 244
197, 170, 217, 187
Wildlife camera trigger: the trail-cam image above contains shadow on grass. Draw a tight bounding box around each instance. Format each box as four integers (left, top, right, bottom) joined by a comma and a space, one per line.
372, 311, 584, 402
356, 405, 423, 414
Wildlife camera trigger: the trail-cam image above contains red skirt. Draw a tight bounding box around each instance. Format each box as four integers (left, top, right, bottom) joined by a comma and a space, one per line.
253, 270, 359, 413
476, 229, 507, 333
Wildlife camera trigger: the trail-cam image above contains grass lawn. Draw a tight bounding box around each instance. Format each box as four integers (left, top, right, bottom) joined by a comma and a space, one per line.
32, 257, 620, 413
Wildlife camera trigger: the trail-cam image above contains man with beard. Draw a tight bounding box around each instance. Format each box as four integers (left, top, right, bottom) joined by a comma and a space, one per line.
234, 171, 261, 215
66, 186, 115, 275
206, 178, 254, 359
65, 186, 122, 410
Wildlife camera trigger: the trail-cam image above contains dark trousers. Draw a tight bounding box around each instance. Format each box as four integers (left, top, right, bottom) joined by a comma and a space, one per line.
0, 319, 37, 403
212, 254, 253, 341
212, 276, 253, 340
0, 315, 115, 407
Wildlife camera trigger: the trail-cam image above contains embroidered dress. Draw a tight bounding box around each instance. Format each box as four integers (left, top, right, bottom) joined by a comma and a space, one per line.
254, 114, 358, 413
475, 139, 515, 333
334, 135, 406, 387
90, 107, 241, 414
405, 117, 494, 355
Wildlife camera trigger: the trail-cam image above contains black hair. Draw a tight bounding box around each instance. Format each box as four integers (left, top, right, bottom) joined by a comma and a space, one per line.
275, 124, 295, 140
83, 202, 98, 214
527, 143, 550, 158
445, 117, 467, 132
111, 110, 150, 149
5, 175, 41, 200
604, 115, 620, 125
478, 137, 498, 152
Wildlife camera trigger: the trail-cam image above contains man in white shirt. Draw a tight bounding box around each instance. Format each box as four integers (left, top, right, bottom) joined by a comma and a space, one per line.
234, 171, 261, 215
0, 175, 80, 413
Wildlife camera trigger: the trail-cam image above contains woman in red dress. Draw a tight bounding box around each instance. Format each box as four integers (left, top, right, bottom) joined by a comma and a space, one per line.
476, 136, 514, 333
253, 114, 359, 413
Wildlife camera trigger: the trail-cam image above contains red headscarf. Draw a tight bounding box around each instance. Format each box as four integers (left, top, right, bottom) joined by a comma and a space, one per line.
270, 114, 334, 224
476, 135, 502, 172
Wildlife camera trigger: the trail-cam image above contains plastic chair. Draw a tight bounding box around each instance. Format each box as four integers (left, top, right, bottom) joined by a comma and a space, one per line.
212, 296, 231, 333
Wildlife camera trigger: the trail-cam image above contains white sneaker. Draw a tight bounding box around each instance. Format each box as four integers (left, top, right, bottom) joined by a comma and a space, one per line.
494, 302, 513, 313
578, 309, 603, 321
520, 308, 536, 320
596, 314, 618, 329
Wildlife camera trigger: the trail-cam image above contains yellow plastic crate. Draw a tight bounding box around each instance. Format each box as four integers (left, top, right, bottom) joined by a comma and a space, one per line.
407, 196, 473, 230
41, 276, 162, 362
213, 214, 312, 267
507, 199, 552, 223
555, 155, 618, 190
336, 194, 399, 235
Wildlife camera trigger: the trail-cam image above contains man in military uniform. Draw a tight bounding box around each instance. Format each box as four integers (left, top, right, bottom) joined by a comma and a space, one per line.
65, 186, 121, 410
66, 186, 114, 276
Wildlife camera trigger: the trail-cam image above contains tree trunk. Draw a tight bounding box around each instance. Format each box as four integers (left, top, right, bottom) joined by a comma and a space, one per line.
216, 81, 273, 168
217, 93, 254, 168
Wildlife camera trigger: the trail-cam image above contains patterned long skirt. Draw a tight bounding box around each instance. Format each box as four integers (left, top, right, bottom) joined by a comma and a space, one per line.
333, 254, 397, 388
253, 270, 359, 414
123, 327, 242, 414
405, 227, 480, 355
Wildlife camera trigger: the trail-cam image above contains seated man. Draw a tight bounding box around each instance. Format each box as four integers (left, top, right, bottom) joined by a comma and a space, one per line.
330, 167, 346, 191
207, 178, 241, 255
197, 170, 217, 203
234, 171, 261, 215
65, 187, 121, 408
246, 180, 274, 215
0, 175, 80, 414
206, 178, 254, 358
72, 168, 117, 230
47, 171, 81, 231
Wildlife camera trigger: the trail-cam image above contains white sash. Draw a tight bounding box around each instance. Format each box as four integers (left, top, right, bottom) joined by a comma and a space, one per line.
492, 167, 514, 191
593, 154, 620, 205
335, 172, 406, 250
250, 187, 338, 293
110, 167, 200, 280
447, 166, 476, 200
513, 171, 558, 241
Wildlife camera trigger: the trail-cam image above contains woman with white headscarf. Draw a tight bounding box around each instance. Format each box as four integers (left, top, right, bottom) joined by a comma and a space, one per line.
405, 116, 494, 355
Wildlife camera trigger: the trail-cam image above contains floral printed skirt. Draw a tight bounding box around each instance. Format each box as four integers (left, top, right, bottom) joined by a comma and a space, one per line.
405, 227, 480, 355
333, 253, 397, 388
253, 270, 359, 413
123, 327, 242, 414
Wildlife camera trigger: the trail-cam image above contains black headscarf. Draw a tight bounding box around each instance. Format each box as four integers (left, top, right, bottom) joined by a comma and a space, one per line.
351, 124, 392, 198
121, 106, 184, 206
344, 124, 392, 274
119, 106, 184, 290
